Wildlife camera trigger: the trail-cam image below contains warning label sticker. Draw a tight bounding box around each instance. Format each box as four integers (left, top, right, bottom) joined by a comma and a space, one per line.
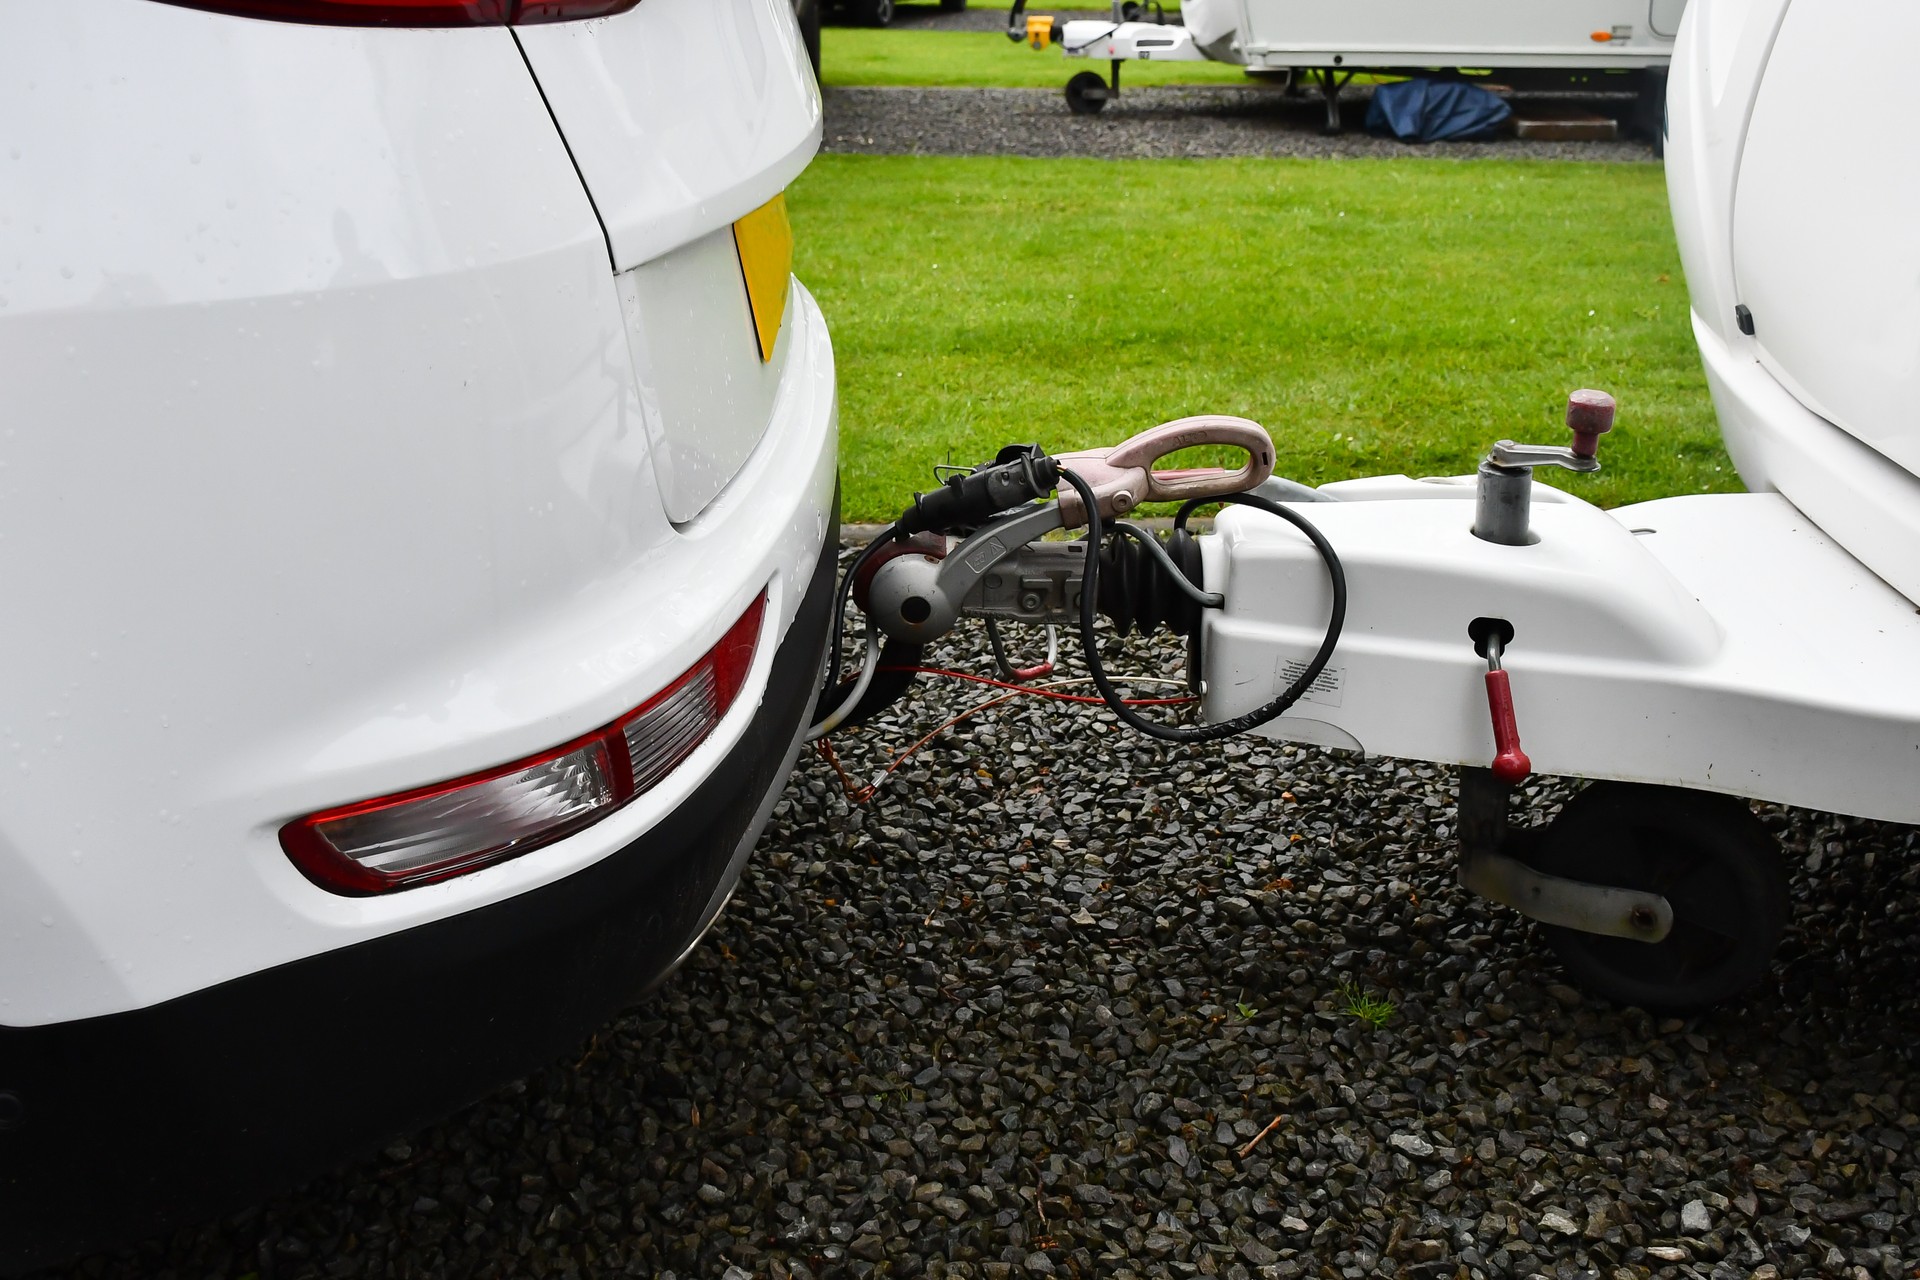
1277, 659, 1345, 708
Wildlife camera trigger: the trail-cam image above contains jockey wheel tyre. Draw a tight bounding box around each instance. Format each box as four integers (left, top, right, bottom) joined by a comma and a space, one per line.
1065, 71, 1110, 115
1529, 781, 1788, 1013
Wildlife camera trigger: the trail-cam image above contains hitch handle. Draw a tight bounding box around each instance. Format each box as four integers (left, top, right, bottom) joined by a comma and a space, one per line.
1566, 388, 1616, 459
1054, 415, 1276, 526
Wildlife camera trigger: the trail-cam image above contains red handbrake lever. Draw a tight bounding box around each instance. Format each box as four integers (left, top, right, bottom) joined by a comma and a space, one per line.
1482, 633, 1531, 785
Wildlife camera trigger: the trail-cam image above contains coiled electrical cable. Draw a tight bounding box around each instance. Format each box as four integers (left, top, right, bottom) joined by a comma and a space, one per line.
806, 526, 900, 740
1058, 469, 1347, 743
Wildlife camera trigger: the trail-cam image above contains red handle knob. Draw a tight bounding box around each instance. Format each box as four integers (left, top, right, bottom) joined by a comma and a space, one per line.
1484, 669, 1532, 785
1566, 388, 1615, 460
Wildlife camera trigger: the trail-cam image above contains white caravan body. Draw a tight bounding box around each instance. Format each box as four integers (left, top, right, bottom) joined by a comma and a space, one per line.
1197, 0, 1920, 829
1227, 0, 1684, 71
1057, 0, 1685, 71
1665, 0, 1920, 606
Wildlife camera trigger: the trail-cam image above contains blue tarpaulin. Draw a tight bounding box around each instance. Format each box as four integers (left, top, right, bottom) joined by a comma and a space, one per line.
1364, 79, 1512, 142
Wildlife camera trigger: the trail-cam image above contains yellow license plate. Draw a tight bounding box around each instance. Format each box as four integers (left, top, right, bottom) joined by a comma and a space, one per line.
733, 193, 793, 363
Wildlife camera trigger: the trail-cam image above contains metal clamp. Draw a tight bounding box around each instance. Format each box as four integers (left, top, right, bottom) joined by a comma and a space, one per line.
1456, 767, 1672, 944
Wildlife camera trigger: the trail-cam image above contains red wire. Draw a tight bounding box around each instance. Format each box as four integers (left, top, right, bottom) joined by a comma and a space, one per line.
816, 664, 1198, 804
816, 735, 863, 798
878, 664, 1193, 706
856, 690, 1026, 802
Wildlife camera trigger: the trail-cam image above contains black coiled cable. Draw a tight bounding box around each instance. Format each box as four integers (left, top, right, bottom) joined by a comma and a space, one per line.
1058, 469, 1347, 743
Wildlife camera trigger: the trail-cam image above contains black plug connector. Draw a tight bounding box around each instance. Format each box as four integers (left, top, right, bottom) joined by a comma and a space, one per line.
896, 444, 1061, 536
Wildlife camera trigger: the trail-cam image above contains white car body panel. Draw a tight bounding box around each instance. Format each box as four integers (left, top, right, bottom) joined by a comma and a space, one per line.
617, 225, 793, 523
0, 0, 835, 1026
520, 0, 822, 522
515, 0, 822, 273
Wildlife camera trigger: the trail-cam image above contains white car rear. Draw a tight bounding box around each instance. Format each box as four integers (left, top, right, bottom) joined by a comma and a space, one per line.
0, 0, 836, 1267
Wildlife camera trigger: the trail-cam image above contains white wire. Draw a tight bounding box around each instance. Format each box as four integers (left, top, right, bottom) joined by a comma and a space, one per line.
989, 620, 1062, 682
1031, 674, 1190, 689
805, 618, 883, 741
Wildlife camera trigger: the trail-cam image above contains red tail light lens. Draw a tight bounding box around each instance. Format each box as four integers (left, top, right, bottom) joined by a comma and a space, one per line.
151, 0, 639, 26
281, 594, 765, 895
510, 0, 639, 20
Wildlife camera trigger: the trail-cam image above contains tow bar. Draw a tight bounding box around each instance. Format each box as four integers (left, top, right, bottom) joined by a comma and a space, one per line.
810, 389, 1908, 1010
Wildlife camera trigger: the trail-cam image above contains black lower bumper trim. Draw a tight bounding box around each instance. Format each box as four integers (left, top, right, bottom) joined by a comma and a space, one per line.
0, 512, 837, 1274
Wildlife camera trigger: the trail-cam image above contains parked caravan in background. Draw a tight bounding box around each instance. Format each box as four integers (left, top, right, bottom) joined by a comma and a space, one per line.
1011, 0, 1683, 134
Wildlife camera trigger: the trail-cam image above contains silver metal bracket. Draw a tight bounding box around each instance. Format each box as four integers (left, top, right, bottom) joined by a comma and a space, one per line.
866, 502, 1067, 644
1486, 439, 1601, 473
1456, 767, 1672, 944
1460, 847, 1673, 943
961, 538, 1088, 625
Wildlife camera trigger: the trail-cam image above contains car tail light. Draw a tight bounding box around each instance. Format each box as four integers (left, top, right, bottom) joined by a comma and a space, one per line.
281, 594, 765, 895
150, 0, 639, 27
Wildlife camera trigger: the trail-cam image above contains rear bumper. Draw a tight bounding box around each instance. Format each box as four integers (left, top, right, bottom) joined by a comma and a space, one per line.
0, 519, 835, 1274
0, 2, 835, 1027
1695, 312, 1920, 607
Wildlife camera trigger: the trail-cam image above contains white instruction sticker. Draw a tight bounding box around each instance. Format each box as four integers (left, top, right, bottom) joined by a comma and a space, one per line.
1277, 659, 1345, 708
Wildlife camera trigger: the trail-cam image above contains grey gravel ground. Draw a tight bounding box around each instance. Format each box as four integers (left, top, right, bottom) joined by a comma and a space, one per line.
823, 87, 1656, 162
65, 577, 1920, 1278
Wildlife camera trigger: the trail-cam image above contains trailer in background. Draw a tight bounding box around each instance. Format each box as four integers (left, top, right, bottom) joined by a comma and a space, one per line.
1010, 0, 1684, 139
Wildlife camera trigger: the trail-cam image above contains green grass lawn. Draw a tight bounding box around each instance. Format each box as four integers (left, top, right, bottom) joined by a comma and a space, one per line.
823, 25, 1248, 88
789, 155, 1731, 522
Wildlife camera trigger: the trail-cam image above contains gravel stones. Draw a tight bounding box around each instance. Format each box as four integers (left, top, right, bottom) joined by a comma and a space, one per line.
62, 580, 1920, 1277
823, 86, 1657, 162
1389, 1133, 1435, 1159
1537, 1207, 1579, 1236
